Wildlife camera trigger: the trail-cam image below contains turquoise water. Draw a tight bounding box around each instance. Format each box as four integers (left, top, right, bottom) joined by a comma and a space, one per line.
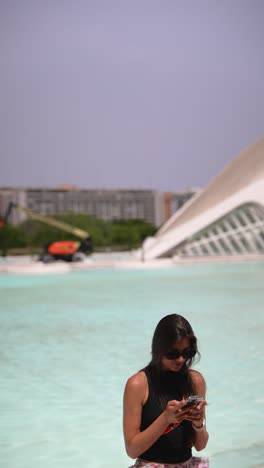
0, 262, 264, 468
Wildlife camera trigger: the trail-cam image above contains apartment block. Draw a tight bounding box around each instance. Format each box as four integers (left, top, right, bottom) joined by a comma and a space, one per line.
0, 187, 164, 227
0, 187, 196, 227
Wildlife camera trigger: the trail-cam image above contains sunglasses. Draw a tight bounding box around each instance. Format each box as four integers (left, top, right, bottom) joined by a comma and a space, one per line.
164, 347, 194, 360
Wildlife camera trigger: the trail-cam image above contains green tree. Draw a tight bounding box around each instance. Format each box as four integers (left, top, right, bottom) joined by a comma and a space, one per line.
0, 212, 157, 255
0, 224, 27, 255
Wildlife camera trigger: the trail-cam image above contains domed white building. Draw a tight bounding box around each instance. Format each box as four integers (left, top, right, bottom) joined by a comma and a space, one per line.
142, 136, 264, 260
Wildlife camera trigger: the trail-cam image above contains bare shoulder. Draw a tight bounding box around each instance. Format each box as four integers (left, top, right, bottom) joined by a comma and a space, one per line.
189, 369, 206, 394
125, 370, 147, 391
124, 371, 148, 403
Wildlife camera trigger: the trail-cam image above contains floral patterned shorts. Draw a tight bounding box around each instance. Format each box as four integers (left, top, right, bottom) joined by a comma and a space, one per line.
129, 456, 209, 468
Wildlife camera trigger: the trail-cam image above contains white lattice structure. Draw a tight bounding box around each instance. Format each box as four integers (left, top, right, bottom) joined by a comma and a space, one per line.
141, 137, 264, 259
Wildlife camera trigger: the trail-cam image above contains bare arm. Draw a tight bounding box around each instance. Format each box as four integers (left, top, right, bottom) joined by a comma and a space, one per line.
188, 370, 209, 451
123, 372, 187, 459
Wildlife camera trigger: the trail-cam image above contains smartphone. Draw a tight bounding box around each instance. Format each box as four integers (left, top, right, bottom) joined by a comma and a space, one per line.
182, 394, 204, 408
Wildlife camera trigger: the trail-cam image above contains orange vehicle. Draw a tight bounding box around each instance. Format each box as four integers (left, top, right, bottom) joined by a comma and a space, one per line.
1, 202, 93, 263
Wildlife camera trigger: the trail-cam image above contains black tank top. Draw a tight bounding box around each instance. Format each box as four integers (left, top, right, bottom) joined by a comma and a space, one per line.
139, 366, 192, 463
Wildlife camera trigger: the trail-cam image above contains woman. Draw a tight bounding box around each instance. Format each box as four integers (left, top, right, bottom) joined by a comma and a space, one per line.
123, 314, 209, 468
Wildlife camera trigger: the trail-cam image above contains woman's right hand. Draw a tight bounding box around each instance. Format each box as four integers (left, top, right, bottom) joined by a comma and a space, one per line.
164, 399, 187, 425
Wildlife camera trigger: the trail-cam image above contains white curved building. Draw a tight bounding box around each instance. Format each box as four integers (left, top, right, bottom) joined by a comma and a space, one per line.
142, 136, 264, 260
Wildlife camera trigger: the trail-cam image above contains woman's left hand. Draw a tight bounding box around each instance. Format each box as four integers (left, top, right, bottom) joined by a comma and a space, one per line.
184, 401, 206, 426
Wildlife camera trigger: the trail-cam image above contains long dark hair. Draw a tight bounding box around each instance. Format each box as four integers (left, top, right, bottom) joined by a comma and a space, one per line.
146, 314, 200, 447
151, 313, 199, 372
148, 314, 200, 409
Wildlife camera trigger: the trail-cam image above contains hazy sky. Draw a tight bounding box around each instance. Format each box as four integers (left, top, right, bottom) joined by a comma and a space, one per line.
1, 1, 264, 191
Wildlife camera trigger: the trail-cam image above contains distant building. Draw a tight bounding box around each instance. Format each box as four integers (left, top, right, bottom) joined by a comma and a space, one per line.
163, 189, 200, 222
0, 188, 27, 224
142, 136, 264, 259
0, 187, 196, 228
0, 188, 163, 227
